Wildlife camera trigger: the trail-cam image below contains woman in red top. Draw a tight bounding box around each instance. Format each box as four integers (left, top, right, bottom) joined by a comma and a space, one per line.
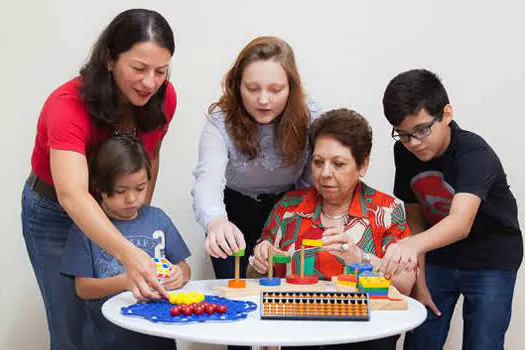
22, 9, 176, 349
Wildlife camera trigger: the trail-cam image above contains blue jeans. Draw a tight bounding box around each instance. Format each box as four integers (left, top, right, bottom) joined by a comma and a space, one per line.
404, 264, 517, 350
21, 182, 86, 349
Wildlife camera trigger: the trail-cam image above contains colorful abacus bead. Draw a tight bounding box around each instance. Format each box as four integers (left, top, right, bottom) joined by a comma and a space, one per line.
260, 291, 369, 321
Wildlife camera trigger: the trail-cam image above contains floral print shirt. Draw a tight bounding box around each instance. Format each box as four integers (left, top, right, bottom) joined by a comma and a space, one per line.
261, 182, 411, 280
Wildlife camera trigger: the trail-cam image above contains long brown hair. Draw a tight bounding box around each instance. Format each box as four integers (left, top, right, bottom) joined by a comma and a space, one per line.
209, 36, 309, 166
80, 9, 175, 132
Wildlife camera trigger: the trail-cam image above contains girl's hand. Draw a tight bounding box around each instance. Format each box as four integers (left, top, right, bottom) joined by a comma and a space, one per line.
205, 217, 246, 258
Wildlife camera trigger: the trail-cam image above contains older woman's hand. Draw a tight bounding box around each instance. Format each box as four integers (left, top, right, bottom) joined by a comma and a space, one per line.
251, 241, 290, 274
379, 237, 418, 277
205, 216, 246, 259
322, 227, 361, 265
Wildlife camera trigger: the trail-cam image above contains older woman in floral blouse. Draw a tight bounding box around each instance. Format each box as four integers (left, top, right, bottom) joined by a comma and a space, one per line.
251, 108, 416, 350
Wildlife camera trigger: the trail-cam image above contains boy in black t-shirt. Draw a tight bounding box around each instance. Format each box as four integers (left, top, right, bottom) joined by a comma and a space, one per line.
381, 69, 522, 350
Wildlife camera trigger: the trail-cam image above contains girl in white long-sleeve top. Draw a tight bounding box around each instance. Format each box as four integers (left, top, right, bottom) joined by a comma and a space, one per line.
192, 36, 321, 280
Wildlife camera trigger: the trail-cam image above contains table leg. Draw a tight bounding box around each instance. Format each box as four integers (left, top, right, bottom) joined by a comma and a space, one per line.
254, 346, 281, 350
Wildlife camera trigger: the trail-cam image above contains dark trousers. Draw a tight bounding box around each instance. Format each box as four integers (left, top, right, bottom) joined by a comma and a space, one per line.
210, 187, 284, 280
210, 188, 284, 350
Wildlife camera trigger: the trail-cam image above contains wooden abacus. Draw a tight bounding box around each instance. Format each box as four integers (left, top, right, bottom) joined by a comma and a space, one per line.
260, 291, 370, 321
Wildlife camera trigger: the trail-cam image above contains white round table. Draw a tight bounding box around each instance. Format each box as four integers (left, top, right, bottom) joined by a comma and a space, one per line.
102, 279, 427, 347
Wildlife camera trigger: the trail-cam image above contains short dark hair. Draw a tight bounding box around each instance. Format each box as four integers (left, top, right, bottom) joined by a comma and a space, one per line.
89, 134, 151, 196
382, 69, 450, 126
80, 9, 175, 132
310, 108, 372, 168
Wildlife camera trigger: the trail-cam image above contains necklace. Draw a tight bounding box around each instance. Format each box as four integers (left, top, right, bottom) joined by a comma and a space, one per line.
113, 127, 137, 137
114, 113, 137, 137
321, 211, 347, 220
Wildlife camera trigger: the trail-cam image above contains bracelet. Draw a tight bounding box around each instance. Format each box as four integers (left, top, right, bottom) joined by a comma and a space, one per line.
361, 250, 371, 265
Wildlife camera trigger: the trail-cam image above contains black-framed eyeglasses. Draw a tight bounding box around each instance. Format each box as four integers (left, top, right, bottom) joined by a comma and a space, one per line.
391, 116, 440, 142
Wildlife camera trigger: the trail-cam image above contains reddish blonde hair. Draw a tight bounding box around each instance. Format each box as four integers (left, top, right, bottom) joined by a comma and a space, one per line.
209, 36, 309, 165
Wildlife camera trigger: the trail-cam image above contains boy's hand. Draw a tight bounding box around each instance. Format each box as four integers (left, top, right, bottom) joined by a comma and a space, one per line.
380, 237, 418, 277
411, 277, 441, 317
162, 264, 185, 290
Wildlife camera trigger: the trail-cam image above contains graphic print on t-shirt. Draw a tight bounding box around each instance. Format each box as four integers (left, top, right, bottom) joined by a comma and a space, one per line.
94, 230, 166, 278
410, 171, 455, 225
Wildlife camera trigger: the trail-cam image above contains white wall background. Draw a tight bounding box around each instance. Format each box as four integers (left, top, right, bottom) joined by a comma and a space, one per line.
1, 1, 524, 349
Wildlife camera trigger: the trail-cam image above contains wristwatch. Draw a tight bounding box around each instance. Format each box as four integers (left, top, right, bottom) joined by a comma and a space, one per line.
361, 250, 371, 265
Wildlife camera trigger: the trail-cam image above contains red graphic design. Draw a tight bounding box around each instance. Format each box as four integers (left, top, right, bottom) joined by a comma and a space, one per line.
411, 171, 455, 225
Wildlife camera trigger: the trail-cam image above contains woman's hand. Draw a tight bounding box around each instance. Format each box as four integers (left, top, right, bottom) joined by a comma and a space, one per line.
379, 237, 419, 277
120, 246, 167, 301
205, 217, 246, 259
162, 264, 185, 291
251, 241, 289, 274
322, 227, 361, 265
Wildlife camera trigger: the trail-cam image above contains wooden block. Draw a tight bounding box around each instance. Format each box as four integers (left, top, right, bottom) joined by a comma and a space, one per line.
272, 255, 292, 264
336, 274, 357, 282
286, 274, 319, 285
213, 280, 333, 298
368, 286, 408, 310
214, 279, 407, 310
332, 277, 408, 310
228, 279, 247, 288
337, 281, 357, 287
302, 239, 323, 247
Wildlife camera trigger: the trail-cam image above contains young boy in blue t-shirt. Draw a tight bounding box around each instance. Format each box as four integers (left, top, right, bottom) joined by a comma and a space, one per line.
62, 134, 191, 350
381, 69, 522, 349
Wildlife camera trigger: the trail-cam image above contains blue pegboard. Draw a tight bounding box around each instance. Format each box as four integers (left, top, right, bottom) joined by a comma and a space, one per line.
121, 295, 257, 323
